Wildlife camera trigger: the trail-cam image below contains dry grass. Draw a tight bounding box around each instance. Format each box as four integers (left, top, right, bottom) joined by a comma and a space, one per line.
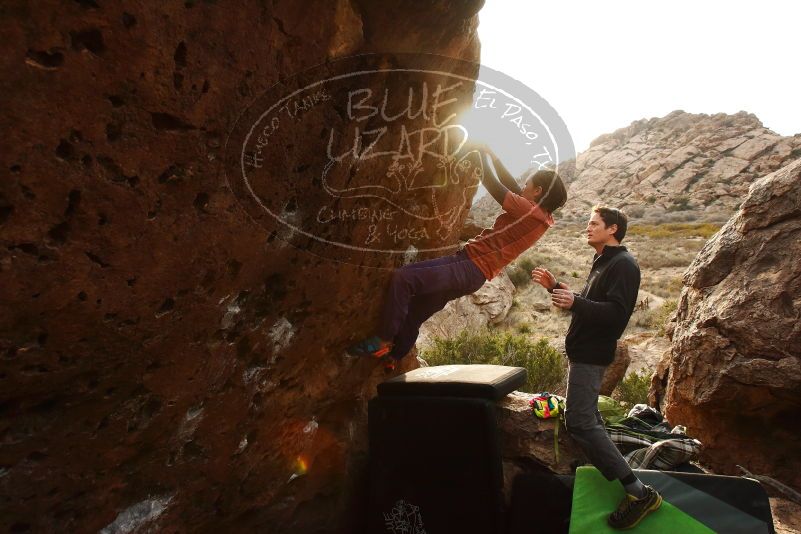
627, 223, 721, 239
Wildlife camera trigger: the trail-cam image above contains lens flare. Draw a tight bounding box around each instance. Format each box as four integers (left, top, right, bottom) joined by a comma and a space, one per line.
294, 455, 308, 475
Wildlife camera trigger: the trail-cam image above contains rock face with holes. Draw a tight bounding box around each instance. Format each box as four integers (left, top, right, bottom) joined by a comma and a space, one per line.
0, 1, 483, 532
651, 158, 801, 490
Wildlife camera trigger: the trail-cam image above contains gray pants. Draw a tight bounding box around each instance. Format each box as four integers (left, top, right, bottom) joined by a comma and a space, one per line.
565, 361, 633, 481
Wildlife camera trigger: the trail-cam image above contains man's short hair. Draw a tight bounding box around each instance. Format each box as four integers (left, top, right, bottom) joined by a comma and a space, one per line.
527, 170, 567, 213
593, 205, 628, 242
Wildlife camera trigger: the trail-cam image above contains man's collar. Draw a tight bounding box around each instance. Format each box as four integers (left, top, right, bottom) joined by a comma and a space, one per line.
601, 244, 627, 255
593, 244, 627, 262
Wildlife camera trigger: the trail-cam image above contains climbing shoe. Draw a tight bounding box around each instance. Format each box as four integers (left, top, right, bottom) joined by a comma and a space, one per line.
378, 355, 397, 373
608, 485, 662, 529
346, 336, 393, 359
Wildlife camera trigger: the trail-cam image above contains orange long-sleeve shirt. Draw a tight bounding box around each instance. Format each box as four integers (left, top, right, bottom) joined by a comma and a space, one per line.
465, 191, 554, 280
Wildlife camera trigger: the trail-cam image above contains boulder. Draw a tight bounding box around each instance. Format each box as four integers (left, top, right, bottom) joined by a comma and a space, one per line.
417, 271, 515, 350
652, 158, 801, 490
600, 341, 631, 396
0, 1, 483, 532
497, 391, 583, 498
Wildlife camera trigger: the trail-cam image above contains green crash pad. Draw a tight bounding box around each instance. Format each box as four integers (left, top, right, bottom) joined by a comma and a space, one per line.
569, 466, 774, 534
569, 466, 713, 534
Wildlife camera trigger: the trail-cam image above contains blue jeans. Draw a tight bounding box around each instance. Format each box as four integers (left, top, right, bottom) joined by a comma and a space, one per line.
378, 250, 486, 360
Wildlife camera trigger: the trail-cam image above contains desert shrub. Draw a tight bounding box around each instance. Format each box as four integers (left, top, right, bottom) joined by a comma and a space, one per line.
525, 251, 552, 268
667, 276, 684, 294
626, 205, 645, 218
634, 299, 677, 336
654, 299, 678, 336
517, 323, 532, 334
518, 257, 536, 272
633, 307, 656, 329
507, 257, 536, 288
642, 275, 684, 299
667, 195, 692, 212
613, 369, 652, 408
507, 267, 530, 288
662, 211, 701, 223
421, 329, 567, 394
637, 249, 695, 269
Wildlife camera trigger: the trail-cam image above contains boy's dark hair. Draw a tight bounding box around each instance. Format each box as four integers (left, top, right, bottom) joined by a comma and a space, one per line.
528, 170, 567, 213
593, 205, 628, 242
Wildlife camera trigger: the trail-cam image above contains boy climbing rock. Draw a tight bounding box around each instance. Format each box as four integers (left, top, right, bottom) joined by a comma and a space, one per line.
347, 149, 567, 370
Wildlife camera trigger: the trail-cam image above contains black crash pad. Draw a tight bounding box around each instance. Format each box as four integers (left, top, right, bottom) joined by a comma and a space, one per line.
377, 364, 526, 400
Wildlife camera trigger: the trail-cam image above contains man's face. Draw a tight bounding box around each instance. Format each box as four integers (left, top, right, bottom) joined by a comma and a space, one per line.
585, 211, 617, 247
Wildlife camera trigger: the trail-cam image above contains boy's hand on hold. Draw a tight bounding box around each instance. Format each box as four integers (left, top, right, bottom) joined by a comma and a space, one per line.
551, 289, 574, 310
532, 267, 556, 290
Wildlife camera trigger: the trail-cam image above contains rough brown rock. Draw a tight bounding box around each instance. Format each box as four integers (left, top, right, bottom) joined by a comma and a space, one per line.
651, 158, 801, 491
497, 391, 583, 497
600, 341, 631, 396
0, 1, 483, 532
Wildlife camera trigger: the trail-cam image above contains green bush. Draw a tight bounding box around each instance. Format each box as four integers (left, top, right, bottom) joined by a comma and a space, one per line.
667, 195, 692, 212
507, 257, 536, 288
656, 299, 678, 336
517, 323, 532, 334
613, 369, 652, 408
507, 266, 531, 288
421, 329, 567, 394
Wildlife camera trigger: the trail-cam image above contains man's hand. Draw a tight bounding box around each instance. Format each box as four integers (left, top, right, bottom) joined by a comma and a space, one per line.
532, 267, 557, 291
551, 288, 574, 310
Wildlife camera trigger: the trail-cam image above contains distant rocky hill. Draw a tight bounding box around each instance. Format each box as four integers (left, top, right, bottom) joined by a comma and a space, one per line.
467, 111, 801, 228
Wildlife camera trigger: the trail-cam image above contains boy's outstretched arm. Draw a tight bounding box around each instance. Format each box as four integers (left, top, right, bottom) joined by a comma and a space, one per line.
481, 152, 512, 205
485, 150, 522, 195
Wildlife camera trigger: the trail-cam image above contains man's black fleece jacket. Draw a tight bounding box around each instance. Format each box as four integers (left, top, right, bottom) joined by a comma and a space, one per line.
565, 245, 641, 366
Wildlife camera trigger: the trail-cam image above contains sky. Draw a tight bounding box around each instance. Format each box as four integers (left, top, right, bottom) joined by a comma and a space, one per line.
475, 0, 801, 158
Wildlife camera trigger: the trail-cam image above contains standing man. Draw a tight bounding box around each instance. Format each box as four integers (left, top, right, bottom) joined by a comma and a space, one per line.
533, 206, 662, 530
